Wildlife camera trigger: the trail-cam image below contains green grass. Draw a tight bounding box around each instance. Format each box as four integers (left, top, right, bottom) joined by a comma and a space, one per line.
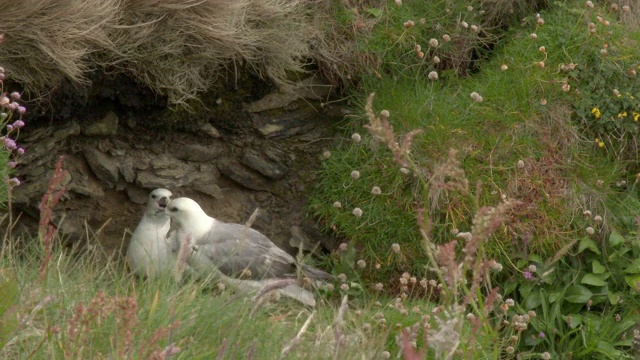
0, 239, 455, 359
3, 0, 640, 358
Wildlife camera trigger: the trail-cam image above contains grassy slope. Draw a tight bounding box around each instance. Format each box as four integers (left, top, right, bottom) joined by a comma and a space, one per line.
2, 0, 640, 359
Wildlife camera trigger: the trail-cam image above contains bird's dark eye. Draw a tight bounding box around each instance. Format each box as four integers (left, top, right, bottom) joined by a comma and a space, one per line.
151, 194, 157, 199
169, 206, 178, 212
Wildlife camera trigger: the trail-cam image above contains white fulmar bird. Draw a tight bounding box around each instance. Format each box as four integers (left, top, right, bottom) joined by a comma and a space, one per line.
126, 188, 174, 278
166, 197, 331, 306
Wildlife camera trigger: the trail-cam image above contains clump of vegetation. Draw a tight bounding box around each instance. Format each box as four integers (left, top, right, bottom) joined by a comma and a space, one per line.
0, 0, 321, 106
3, 0, 640, 358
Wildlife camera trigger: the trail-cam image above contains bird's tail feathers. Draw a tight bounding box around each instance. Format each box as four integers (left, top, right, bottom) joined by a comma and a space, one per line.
301, 264, 333, 281
278, 284, 316, 307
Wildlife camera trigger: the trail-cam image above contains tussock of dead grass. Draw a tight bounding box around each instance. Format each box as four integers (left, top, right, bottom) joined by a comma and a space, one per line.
0, 0, 321, 105
0, 0, 120, 91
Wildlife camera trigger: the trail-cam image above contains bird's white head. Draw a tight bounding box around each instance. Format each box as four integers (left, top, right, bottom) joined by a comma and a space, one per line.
165, 197, 209, 230
147, 188, 173, 216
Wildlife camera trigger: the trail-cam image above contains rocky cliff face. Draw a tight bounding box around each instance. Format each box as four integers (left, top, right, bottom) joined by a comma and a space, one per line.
11, 75, 341, 256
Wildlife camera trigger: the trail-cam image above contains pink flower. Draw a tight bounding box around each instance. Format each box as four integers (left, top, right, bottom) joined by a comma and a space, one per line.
16, 147, 25, 155
10, 92, 20, 100
8, 177, 20, 186
524, 271, 533, 279
7, 161, 16, 168
3, 137, 16, 150
6, 124, 13, 131
12, 120, 24, 128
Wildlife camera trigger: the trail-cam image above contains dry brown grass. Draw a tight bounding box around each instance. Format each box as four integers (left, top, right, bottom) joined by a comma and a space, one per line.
0, 0, 119, 92
0, 0, 322, 106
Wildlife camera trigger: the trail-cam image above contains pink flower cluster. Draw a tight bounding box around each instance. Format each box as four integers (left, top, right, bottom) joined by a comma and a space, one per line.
0, 63, 27, 187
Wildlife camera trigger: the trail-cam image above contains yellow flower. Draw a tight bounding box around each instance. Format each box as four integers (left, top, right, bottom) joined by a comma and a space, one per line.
598, 141, 605, 148
591, 107, 601, 118
634, 112, 640, 121
618, 111, 628, 118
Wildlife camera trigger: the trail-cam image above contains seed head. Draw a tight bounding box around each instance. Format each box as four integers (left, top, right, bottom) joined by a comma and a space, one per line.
594, 215, 603, 222
333, 201, 342, 208
470, 92, 483, 102
351, 133, 361, 143
442, 34, 451, 42
470, 25, 479, 33
429, 38, 439, 47
357, 259, 366, 268
375, 283, 384, 291
461, 21, 469, 28
517, 160, 525, 169
322, 150, 332, 159
433, 56, 440, 64
623, 5, 630, 13
501, 64, 508, 71
540, 98, 547, 105
391, 243, 400, 253
351, 170, 360, 179
403, 20, 415, 28
353, 207, 363, 217
428, 71, 438, 80
371, 186, 382, 195
339, 243, 348, 251
530, 33, 538, 40
586, 226, 595, 235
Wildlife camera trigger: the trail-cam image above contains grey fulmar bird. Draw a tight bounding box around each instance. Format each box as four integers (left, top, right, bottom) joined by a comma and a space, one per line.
126, 188, 174, 278
166, 197, 331, 306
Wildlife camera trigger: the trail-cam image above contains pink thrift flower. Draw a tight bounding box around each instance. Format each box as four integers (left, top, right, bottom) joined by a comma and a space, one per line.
13, 120, 24, 128
6, 124, 13, 131
524, 271, 533, 279
16, 147, 24, 155
8, 177, 20, 186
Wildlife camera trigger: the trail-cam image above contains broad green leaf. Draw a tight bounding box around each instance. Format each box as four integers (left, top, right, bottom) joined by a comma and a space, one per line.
623, 258, 640, 274
591, 260, 606, 274
564, 285, 592, 303
562, 313, 582, 329
503, 280, 517, 296
578, 236, 600, 254
364, 7, 382, 18
624, 275, 640, 291
549, 291, 563, 304
581, 273, 607, 287
595, 340, 621, 358
609, 230, 625, 247
528, 254, 543, 263
524, 289, 541, 309
608, 292, 621, 305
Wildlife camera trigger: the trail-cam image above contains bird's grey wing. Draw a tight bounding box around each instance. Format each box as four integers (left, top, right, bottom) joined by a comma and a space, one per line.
195, 223, 297, 279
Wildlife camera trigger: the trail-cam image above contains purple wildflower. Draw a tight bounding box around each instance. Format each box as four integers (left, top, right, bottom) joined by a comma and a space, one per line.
524, 271, 533, 279
13, 120, 24, 128
3, 137, 16, 150
539, 331, 545, 338
6, 124, 13, 131
8, 161, 16, 168
16, 147, 24, 155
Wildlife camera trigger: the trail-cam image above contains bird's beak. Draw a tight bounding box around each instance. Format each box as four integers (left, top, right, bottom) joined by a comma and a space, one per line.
158, 197, 169, 208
